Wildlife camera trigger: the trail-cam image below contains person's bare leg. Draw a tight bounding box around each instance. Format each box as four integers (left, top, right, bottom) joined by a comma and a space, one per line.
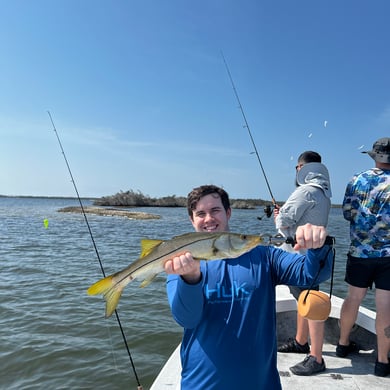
375, 288, 390, 364
295, 313, 309, 345
338, 285, 367, 346
308, 320, 324, 363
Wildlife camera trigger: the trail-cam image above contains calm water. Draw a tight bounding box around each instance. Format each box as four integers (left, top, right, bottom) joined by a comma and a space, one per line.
0, 198, 376, 389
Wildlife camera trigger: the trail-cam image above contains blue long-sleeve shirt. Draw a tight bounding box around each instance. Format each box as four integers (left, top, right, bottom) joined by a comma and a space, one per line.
166, 244, 333, 390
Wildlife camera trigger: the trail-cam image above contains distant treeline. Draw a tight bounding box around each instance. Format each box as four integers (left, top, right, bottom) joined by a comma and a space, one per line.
93, 190, 272, 209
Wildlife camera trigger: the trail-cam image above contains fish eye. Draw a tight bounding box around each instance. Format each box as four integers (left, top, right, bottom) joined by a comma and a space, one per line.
241, 234, 247, 240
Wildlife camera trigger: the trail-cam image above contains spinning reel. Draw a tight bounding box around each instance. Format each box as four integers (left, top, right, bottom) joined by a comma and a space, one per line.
257, 204, 274, 220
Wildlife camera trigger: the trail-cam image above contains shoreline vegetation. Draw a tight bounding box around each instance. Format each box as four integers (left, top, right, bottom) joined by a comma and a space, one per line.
57, 190, 270, 219
1, 190, 342, 221
92, 190, 270, 209
1, 190, 343, 208
0, 191, 266, 208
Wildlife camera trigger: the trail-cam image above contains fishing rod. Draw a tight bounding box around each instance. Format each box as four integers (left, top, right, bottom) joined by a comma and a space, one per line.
47, 111, 143, 390
221, 53, 277, 219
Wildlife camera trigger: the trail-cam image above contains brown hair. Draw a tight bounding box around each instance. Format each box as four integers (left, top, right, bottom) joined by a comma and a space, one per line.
187, 185, 230, 218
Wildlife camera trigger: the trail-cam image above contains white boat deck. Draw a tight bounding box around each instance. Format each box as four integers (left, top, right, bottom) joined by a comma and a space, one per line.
151, 286, 389, 389
276, 286, 388, 389
278, 340, 386, 389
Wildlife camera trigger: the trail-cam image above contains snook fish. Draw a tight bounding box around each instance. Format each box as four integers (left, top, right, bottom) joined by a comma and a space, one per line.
87, 232, 263, 317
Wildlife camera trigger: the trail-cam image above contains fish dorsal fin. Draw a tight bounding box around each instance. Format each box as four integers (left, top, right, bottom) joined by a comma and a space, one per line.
140, 239, 163, 257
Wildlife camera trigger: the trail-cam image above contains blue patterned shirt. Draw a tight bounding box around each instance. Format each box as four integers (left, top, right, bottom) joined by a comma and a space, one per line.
343, 168, 390, 258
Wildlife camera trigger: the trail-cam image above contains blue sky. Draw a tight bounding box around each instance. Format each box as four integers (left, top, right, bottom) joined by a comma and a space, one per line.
1, 0, 389, 204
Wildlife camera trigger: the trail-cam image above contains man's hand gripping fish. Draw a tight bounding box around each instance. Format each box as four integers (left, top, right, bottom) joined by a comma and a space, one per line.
87, 232, 263, 317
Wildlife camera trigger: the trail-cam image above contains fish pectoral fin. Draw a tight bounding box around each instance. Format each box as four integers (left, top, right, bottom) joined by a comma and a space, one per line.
140, 239, 164, 257
139, 273, 159, 288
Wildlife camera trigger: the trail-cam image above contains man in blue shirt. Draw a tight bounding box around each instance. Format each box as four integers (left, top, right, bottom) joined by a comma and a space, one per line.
165, 184, 333, 389
337, 137, 390, 377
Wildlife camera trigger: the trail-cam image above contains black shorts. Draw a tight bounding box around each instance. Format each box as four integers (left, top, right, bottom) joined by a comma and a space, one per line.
345, 255, 390, 290
289, 285, 319, 300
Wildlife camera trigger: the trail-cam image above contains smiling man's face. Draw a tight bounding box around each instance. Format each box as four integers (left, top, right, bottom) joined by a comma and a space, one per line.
190, 193, 231, 232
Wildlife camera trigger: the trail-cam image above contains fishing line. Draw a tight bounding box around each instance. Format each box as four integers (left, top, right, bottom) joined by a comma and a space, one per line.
48, 111, 143, 390
221, 53, 277, 212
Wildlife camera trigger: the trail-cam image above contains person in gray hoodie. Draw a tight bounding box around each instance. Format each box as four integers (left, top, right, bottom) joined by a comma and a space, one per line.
275, 151, 332, 376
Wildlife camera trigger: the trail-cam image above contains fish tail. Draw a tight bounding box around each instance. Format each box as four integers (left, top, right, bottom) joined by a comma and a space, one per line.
87, 276, 114, 295
87, 276, 125, 318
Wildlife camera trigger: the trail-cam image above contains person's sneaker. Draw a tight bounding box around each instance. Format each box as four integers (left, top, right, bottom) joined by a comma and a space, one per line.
290, 355, 326, 376
375, 360, 390, 377
335, 341, 359, 358
278, 337, 310, 353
